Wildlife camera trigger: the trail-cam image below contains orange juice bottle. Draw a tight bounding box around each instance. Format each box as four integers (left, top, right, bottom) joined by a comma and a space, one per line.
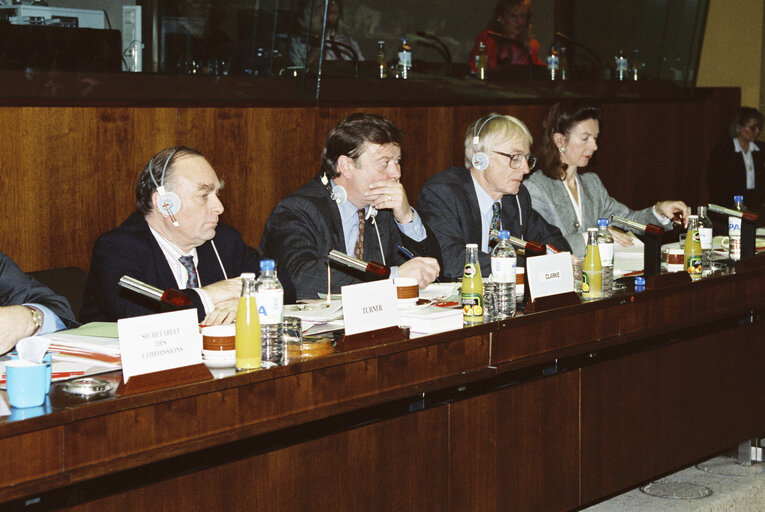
684, 215, 703, 281
235, 273, 261, 370
461, 244, 483, 324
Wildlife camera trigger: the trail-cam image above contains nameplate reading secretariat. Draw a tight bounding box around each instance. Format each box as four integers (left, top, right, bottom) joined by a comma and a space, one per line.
526, 252, 575, 300
117, 309, 202, 382
341, 279, 398, 335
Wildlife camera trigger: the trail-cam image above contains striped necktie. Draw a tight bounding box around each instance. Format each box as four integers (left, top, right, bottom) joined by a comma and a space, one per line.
489, 201, 501, 248
179, 255, 199, 288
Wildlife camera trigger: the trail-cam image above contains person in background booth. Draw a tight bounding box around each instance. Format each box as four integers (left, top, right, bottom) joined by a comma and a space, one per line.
260, 113, 440, 302
81, 147, 263, 325
417, 113, 569, 279
289, 0, 364, 68
524, 102, 690, 258
707, 107, 765, 210
0, 251, 76, 354
469, 0, 544, 74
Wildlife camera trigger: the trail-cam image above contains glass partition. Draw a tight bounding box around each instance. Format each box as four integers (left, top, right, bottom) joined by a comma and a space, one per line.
0, 0, 709, 98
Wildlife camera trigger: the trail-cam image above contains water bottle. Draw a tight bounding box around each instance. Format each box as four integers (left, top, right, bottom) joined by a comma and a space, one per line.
597, 218, 614, 296
547, 44, 559, 80
697, 206, 713, 275
397, 37, 412, 79
376, 40, 387, 79
728, 195, 745, 261
614, 47, 628, 81
630, 48, 641, 81
476, 42, 488, 80
235, 273, 260, 371
490, 230, 516, 318
559, 46, 568, 80
255, 259, 283, 367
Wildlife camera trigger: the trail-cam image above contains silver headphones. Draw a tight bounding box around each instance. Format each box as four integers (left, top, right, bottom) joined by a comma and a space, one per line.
149, 148, 182, 226
471, 114, 503, 171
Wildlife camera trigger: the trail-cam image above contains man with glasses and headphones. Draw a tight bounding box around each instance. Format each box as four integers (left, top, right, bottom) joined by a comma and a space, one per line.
261, 113, 441, 302
417, 113, 569, 279
81, 147, 263, 325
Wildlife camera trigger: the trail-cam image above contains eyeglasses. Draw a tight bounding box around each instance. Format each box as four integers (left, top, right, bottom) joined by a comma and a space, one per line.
493, 151, 536, 170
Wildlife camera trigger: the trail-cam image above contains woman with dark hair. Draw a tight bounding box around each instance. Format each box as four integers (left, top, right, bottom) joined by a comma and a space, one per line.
707, 107, 765, 209
524, 101, 690, 257
468, 0, 544, 74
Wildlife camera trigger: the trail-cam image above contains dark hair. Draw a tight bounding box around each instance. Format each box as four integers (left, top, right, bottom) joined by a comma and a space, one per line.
135, 146, 204, 216
728, 107, 763, 139
488, 0, 532, 43
321, 113, 403, 178
538, 102, 602, 180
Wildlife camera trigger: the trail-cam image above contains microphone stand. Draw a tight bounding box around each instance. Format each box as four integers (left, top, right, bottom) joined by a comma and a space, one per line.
707, 204, 759, 260
416, 31, 452, 77
118, 276, 192, 307
610, 215, 663, 276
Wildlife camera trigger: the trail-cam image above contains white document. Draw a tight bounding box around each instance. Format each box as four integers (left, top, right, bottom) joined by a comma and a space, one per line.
341, 280, 398, 335
117, 309, 202, 382
526, 252, 575, 301
0, 395, 8, 416
614, 231, 644, 276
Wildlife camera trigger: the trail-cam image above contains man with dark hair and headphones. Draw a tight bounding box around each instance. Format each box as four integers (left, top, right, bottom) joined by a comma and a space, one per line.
417, 113, 570, 279
260, 112, 441, 302
81, 147, 263, 324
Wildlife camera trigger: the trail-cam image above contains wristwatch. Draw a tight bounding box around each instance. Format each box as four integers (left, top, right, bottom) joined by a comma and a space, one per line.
25, 305, 43, 335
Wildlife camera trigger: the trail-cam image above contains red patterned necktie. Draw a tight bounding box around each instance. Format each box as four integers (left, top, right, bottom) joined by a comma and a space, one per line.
354, 209, 365, 259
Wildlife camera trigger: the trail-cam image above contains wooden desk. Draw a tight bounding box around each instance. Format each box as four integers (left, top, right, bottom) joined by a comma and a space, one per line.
2, 265, 764, 511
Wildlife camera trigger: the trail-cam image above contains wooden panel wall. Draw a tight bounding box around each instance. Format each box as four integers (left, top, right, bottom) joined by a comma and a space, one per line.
0, 88, 737, 273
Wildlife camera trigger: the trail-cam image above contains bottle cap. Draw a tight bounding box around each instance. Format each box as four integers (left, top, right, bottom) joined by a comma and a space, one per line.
587, 227, 598, 232
597, 218, 609, 227
377, 40, 385, 44
466, 243, 478, 249
634, 276, 646, 286
734, 195, 743, 202
259, 259, 275, 271
498, 230, 510, 240
240, 272, 256, 279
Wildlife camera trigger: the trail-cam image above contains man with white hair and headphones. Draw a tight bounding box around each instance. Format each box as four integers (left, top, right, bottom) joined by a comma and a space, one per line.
417, 113, 570, 279
81, 146, 263, 325
261, 113, 441, 302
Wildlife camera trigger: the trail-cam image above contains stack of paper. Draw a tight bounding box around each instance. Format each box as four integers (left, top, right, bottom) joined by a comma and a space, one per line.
398, 305, 463, 336
46, 322, 121, 367
614, 232, 644, 277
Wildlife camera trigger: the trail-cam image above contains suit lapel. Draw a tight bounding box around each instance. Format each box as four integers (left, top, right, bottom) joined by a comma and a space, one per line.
460, 171, 484, 244
197, 241, 226, 285
555, 178, 580, 233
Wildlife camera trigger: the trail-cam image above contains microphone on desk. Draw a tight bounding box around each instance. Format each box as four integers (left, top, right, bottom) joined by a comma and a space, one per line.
415, 31, 452, 77
609, 215, 664, 236
485, 31, 534, 79
308, 34, 360, 79
118, 276, 193, 307
490, 230, 547, 256
554, 31, 603, 66
327, 250, 391, 278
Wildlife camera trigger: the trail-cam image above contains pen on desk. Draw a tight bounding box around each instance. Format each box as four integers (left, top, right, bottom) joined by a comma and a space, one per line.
396, 245, 440, 282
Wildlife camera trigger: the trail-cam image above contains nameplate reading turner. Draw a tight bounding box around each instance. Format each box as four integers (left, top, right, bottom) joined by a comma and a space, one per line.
341, 279, 398, 335
117, 309, 202, 382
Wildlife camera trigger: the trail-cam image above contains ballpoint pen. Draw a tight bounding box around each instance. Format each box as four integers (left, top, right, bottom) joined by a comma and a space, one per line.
396, 245, 440, 282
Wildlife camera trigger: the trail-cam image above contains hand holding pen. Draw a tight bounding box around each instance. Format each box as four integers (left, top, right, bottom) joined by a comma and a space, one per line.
396, 245, 440, 286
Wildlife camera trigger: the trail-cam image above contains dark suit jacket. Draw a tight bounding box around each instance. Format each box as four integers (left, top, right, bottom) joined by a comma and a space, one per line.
81, 212, 263, 322
0, 250, 77, 328
260, 176, 442, 303
417, 166, 571, 279
707, 139, 765, 209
